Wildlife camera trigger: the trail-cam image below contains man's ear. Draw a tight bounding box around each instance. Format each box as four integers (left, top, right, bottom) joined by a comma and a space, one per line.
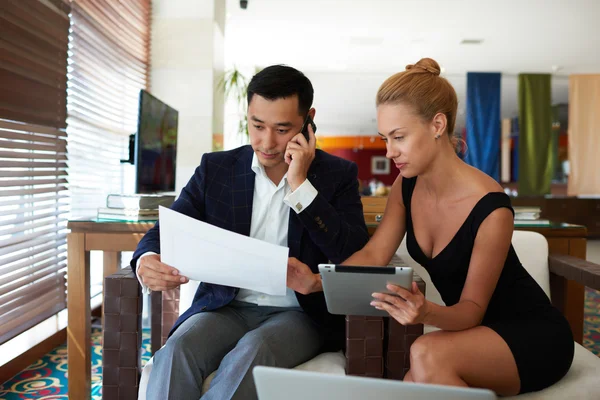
308, 107, 316, 120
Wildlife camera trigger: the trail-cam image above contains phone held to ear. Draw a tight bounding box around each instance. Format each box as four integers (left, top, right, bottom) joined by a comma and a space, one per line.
300, 115, 317, 142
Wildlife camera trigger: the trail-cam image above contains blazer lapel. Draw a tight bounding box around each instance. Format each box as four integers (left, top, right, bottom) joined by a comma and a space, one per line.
231, 146, 255, 237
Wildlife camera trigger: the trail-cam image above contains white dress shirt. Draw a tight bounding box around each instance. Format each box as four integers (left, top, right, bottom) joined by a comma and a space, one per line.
136, 153, 318, 308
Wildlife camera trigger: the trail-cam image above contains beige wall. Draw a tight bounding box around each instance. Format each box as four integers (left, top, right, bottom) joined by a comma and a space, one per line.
568, 75, 600, 195
150, 0, 225, 192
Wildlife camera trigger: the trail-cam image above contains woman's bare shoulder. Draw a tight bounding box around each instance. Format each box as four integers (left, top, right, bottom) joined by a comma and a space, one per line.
388, 174, 405, 207
465, 164, 505, 195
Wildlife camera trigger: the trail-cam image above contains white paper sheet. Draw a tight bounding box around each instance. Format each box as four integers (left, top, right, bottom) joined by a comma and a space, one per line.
159, 206, 289, 295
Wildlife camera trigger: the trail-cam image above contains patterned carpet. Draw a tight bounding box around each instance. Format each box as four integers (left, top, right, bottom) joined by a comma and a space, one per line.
0, 329, 151, 400
0, 288, 599, 399
583, 287, 600, 356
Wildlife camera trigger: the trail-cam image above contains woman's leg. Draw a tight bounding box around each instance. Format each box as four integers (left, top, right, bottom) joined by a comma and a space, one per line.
408, 326, 520, 396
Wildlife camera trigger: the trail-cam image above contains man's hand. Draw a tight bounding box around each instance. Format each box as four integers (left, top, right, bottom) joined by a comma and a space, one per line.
138, 254, 188, 291
285, 122, 316, 191
287, 257, 322, 295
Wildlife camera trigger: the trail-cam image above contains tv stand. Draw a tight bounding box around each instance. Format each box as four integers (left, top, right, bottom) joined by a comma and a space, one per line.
120, 133, 135, 164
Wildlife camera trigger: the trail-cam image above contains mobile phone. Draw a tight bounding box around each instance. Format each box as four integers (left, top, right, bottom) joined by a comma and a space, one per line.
300, 115, 317, 141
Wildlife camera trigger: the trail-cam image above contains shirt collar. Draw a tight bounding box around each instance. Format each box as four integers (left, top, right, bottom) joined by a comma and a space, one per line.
251, 153, 288, 186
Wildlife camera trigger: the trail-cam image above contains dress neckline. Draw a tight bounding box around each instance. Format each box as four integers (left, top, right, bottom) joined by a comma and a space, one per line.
407, 178, 505, 262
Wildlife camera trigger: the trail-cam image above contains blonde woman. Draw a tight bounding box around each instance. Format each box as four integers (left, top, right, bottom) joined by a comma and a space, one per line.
291, 58, 574, 396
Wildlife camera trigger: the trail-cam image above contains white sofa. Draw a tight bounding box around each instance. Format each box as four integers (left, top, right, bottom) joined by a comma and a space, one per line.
136, 231, 600, 399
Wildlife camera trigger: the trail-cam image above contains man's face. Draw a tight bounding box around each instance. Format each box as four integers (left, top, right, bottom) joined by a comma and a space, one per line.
247, 94, 305, 170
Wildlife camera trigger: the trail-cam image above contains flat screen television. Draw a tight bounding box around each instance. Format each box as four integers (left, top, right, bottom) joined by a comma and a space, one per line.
134, 90, 178, 194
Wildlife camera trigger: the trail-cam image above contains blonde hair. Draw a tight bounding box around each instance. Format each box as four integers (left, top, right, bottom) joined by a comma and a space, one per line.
376, 58, 458, 143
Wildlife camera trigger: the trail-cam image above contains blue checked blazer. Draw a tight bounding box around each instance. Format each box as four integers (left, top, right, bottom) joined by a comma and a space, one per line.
131, 145, 369, 350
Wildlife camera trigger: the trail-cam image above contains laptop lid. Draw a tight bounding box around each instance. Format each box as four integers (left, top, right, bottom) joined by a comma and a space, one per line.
253, 366, 497, 400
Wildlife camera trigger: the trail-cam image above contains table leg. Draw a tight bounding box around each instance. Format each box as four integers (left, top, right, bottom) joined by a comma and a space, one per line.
103, 251, 121, 279
565, 238, 586, 345
67, 232, 91, 400
550, 275, 585, 344
547, 237, 587, 345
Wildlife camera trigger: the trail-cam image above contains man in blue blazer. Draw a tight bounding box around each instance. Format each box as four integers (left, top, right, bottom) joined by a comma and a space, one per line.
132, 65, 369, 400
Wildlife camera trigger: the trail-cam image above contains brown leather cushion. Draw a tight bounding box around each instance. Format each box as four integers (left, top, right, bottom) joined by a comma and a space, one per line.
345, 275, 426, 380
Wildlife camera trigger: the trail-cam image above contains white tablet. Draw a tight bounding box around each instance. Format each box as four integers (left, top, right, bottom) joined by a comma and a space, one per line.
318, 264, 413, 317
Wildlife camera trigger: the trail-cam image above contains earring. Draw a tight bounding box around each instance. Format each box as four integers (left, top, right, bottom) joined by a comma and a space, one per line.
434, 134, 441, 139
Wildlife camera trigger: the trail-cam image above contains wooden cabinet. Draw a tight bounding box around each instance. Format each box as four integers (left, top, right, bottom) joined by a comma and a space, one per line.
362, 195, 600, 237
361, 197, 387, 236
511, 197, 600, 237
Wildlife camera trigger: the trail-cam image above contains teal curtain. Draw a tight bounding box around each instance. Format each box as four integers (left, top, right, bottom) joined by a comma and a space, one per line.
518, 74, 553, 195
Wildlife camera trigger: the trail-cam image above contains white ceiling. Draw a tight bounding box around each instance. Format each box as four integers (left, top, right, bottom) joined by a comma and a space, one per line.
223, 0, 599, 134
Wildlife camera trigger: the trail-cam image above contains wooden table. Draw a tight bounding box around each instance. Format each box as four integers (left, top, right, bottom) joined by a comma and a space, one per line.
362, 196, 588, 344
67, 219, 154, 400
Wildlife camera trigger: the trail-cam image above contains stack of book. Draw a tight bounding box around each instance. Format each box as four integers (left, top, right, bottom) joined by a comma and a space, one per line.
513, 206, 549, 226
514, 206, 541, 220
97, 194, 176, 221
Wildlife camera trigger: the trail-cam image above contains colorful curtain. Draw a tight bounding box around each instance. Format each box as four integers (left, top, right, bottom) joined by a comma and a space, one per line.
465, 72, 501, 180
518, 74, 553, 195
568, 75, 600, 195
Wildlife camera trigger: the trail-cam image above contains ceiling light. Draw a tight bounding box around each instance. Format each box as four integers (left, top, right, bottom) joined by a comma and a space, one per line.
460, 39, 484, 45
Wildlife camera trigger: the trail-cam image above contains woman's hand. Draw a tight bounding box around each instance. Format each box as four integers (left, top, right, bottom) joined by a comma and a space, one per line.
371, 282, 429, 325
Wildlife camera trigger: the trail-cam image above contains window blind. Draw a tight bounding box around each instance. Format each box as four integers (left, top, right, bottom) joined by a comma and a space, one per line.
0, 0, 71, 344
67, 0, 151, 218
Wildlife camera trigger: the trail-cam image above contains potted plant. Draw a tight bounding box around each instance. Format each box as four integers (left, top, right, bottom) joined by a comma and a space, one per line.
217, 67, 252, 140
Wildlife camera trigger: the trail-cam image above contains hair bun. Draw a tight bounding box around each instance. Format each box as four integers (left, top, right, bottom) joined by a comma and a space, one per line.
405, 58, 441, 76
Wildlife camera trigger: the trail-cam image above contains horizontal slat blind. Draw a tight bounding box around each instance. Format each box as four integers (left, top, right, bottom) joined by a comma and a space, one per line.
0, 0, 71, 129
0, 273, 66, 344
0, 119, 69, 344
67, 0, 151, 217
0, 0, 70, 345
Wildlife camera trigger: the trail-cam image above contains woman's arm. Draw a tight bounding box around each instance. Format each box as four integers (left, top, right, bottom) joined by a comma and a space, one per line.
342, 175, 407, 266
371, 207, 514, 331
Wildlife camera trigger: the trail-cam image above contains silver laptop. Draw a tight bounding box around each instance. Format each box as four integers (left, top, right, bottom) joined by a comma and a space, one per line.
253, 366, 497, 400
319, 264, 413, 317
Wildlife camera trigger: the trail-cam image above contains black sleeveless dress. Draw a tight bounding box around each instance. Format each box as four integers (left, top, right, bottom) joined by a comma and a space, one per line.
402, 177, 574, 394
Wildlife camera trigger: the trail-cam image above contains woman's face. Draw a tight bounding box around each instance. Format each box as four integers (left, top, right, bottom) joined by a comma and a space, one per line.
377, 102, 442, 178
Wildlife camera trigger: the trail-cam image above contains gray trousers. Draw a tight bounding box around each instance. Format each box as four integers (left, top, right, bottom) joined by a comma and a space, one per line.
146, 301, 324, 400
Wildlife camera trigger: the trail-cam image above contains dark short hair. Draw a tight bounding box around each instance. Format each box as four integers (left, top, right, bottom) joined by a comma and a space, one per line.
247, 65, 314, 116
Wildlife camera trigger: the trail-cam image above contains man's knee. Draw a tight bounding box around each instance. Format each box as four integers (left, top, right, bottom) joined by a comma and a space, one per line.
156, 327, 214, 376
161, 330, 194, 357
235, 330, 276, 365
